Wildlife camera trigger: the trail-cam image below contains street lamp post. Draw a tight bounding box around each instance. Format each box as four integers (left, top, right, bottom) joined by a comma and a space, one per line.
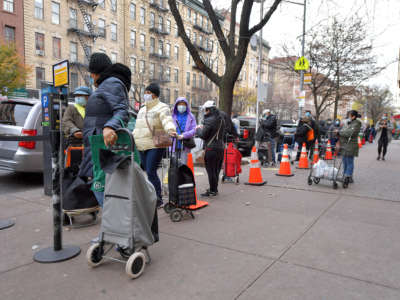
255, 0, 264, 133
299, 0, 307, 120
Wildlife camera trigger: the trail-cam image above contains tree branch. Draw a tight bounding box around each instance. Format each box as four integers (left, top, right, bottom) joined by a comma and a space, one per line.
228, 0, 240, 55
249, 0, 283, 36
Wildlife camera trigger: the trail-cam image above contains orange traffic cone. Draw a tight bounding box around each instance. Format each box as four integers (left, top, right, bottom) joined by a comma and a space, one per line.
187, 153, 208, 210
325, 140, 333, 160
312, 140, 319, 164
358, 136, 362, 149
245, 146, 266, 186
297, 143, 309, 169
276, 144, 294, 177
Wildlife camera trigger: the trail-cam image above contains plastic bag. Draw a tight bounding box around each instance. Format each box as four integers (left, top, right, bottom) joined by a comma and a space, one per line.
313, 160, 328, 178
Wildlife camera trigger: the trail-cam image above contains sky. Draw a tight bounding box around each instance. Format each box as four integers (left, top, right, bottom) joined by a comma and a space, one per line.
212, 0, 400, 99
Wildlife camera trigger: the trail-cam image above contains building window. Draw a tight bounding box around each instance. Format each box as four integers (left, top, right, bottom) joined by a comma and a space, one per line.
158, 16, 163, 32
192, 73, 196, 87
150, 12, 155, 27
186, 92, 190, 102
35, 32, 45, 56
111, 52, 117, 63
130, 2, 136, 20
98, 0, 105, 8
139, 60, 145, 73
166, 43, 171, 58
174, 21, 179, 37
98, 19, 105, 38
70, 72, 78, 91
165, 88, 170, 104
3, 0, 14, 13
193, 32, 197, 44
186, 29, 191, 40
166, 67, 171, 81
186, 72, 190, 86
150, 37, 155, 53
130, 57, 136, 73
166, 20, 171, 34
70, 42, 77, 62
186, 50, 190, 64
149, 63, 155, 78
52, 37, 61, 58
174, 69, 178, 83
51, 2, 60, 25
4, 26, 15, 43
69, 8, 77, 28
84, 45, 91, 65
140, 34, 145, 50
36, 67, 45, 89
199, 75, 203, 88
110, 0, 117, 12
140, 7, 145, 25
130, 30, 136, 47
110, 23, 117, 41
158, 65, 164, 80
158, 40, 163, 56
193, 12, 197, 25
174, 89, 178, 101
187, 7, 191, 19
174, 46, 179, 60
34, 0, 43, 19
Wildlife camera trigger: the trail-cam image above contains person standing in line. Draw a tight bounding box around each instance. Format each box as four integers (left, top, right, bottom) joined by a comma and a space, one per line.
133, 83, 177, 208
171, 97, 197, 164
376, 113, 394, 161
339, 110, 362, 184
196, 101, 225, 197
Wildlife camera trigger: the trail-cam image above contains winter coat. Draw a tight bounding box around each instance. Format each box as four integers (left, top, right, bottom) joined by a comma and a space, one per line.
79, 63, 130, 178
196, 109, 225, 151
220, 111, 239, 138
375, 120, 393, 143
339, 119, 362, 157
62, 104, 84, 136
133, 98, 176, 151
171, 97, 197, 152
255, 114, 277, 142
295, 121, 311, 146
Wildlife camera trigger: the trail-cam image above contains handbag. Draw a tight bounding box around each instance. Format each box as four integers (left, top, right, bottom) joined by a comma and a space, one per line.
145, 111, 172, 148
175, 120, 196, 149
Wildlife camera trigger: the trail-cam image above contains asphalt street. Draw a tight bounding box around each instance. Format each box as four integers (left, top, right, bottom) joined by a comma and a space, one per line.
0, 170, 43, 194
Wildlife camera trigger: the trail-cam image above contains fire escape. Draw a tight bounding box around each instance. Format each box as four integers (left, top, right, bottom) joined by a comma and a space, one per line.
67, 0, 98, 86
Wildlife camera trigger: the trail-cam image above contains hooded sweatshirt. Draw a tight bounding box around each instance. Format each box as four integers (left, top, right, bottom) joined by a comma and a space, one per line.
171, 97, 197, 150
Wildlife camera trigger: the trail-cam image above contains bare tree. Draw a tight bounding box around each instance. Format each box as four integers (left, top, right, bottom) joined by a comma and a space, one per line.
168, 0, 283, 115
232, 86, 256, 114
354, 86, 394, 125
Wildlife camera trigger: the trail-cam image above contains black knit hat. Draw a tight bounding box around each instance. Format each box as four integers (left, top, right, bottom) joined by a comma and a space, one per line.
88, 52, 112, 74
145, 82, 160, 97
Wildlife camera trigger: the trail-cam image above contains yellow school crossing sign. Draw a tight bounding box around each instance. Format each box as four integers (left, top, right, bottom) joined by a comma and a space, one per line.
294, 56, 309, 71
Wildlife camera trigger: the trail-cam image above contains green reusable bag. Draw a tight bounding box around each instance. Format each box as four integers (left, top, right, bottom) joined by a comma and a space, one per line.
89, 117, 140, 192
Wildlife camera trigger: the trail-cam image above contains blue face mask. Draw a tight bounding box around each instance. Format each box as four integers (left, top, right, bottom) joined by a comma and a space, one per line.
75, 96, 87, 106
177, 105, 187, 113
305, 112, 311, 117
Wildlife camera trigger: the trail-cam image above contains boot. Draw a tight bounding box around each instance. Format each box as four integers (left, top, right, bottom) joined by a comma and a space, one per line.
377, 155, 380, 160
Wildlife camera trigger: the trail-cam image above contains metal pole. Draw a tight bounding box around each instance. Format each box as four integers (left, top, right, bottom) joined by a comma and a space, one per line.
256, 0, 264, 132
298, 0, 306, 120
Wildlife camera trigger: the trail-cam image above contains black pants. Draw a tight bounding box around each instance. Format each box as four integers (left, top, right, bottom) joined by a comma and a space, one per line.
204, 148, 224, 193
378, 138, 388, 157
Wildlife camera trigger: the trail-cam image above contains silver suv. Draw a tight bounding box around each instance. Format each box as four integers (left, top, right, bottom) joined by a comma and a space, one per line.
0, 98, 43, 173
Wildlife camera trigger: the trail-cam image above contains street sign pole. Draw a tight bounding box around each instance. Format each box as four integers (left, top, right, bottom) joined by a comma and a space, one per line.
256, 0, 264, 133
299, 0, 307, 120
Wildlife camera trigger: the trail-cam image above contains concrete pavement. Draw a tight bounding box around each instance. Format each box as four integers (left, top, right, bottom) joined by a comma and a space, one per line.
0, 140, 400, 299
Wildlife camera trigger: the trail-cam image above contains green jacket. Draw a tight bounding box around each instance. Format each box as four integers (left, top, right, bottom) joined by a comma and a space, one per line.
339, 119, 362, 157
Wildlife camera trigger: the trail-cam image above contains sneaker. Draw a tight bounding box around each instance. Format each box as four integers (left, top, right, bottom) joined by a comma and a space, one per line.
377, 156, 380, 160
382, 157, 385, 161
201, 190, 218, 197
349, 177, 354, 183
157, 201, 164, 209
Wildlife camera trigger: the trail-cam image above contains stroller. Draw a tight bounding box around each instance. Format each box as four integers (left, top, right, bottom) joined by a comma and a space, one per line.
221, 134, 242, 184
163, 140, 197, 222
258, 133, 273, 167
62, 137, 100, 228
86, 129, 157, 279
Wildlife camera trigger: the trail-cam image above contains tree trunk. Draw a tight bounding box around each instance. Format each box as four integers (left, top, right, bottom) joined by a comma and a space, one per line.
219, 78, 235, 116
333, 94, 339, 120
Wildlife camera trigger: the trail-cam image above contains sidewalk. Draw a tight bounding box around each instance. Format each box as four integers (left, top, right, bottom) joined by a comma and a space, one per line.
1, 141, 400, 299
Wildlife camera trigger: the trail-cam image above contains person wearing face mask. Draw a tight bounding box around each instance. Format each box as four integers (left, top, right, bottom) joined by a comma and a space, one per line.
171, 97, 197, 164
339, 110, 362, 184
79, 52, 130, 208
133, 83, 177, 208
196, 101, 225, 197
328, 118, 342, 149
376, 113, 394, 161
63, 86, 91, 139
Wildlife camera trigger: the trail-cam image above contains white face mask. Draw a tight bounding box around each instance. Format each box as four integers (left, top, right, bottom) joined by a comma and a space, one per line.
177, 105, 187, 113
143, 93, 153, 102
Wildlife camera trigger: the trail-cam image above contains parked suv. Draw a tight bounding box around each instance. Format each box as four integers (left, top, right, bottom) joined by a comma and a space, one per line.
0, 98, 43, 172
237, 116, 256, 156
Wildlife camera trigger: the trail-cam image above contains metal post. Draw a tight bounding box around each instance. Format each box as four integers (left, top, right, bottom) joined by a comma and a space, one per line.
298, 0, 307, 120
256, 0, 264, 132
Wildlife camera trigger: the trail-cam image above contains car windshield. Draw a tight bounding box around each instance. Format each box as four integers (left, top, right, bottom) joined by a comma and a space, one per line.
239, 119, 256, 127
0, 102, 32, 126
